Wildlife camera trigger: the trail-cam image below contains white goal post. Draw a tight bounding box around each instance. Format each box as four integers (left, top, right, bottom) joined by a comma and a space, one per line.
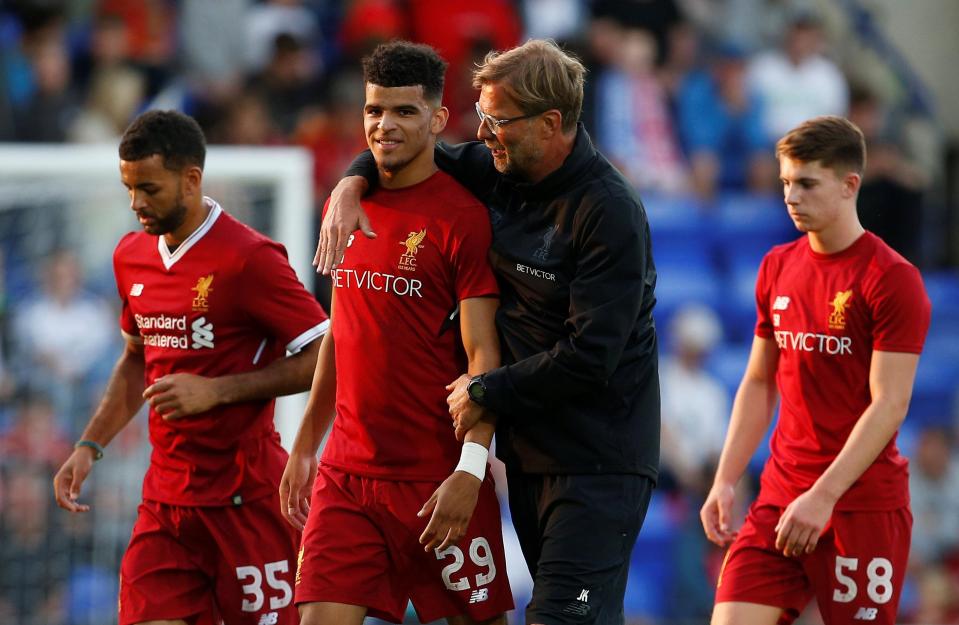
0, 143, 316, 447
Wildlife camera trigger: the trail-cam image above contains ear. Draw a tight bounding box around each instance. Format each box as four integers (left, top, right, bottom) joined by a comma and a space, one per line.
181, 165, 204, 199
431, 106, 449, 136
842, 171, 861, 198
540, 109, 563, 138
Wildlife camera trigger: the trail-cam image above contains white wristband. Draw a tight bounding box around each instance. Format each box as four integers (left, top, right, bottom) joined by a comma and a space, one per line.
455, 442, 489, 481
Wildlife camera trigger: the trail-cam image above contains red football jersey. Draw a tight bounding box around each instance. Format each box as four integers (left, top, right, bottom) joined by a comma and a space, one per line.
321, 171, 498, 481
754, 231, 930, 510
114, 198, 329, 506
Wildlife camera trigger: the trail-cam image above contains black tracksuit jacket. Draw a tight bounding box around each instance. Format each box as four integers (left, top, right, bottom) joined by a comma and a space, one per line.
348, 125, 660, 480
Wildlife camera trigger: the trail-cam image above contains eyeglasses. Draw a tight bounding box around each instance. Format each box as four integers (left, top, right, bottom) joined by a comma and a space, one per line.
475, 102, 541, 133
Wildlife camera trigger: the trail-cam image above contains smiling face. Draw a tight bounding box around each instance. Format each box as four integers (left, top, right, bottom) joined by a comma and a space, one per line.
364, 83, 447, 188
119, 154, 199, 242
476, 82, 544, 180
779, 156, 858, 234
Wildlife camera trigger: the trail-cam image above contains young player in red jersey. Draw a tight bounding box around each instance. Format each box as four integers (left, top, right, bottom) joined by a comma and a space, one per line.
700, 116, 931, 625
279, 42, 512, 625
53, 110, 328, 625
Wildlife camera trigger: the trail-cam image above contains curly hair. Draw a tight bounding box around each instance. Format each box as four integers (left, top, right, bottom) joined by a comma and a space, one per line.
119, 110, 206, 171
362, 40, 448, 104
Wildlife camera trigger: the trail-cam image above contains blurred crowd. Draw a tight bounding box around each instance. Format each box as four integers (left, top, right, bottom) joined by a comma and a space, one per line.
0, 0, 957, 623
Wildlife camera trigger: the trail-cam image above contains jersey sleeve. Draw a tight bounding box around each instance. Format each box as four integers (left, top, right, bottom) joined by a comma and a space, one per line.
450, 204, 498, 302
239, 242, 329, 353
113, 235, 142, 343
754, 253, 775, 339
869, 263, 931, 353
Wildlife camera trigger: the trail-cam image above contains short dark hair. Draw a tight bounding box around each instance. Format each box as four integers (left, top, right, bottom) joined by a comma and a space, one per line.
119, 110, 206, 171
362, 40, 448, 104
776, 115, 866, 175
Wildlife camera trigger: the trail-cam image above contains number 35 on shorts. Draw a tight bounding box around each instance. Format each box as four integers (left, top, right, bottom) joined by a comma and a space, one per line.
236, 560, 294, 612
833, 556, 894, 604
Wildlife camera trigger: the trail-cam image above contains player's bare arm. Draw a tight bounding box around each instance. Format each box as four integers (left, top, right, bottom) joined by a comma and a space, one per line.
421, 296, 500, 552
774, 350, 919, 557
281, 324, 337, 530
143, 336, 321, 420
701, 336, 780, 546
314, 175, 372, 274
53, 337, 146, 513
446, 297, 499, 439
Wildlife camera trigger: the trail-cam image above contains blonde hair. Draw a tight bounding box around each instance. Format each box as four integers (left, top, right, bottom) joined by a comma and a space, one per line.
473, 39, 585, 134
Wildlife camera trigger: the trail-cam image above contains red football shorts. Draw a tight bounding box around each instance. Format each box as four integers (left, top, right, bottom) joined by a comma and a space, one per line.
119, 490, 300, 625
295, 464, 513, 623
715, 502, 911, 625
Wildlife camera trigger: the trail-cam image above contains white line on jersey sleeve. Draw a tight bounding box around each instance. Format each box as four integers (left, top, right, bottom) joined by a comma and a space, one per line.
286, 319, 330, 354
252, 338, 268, 365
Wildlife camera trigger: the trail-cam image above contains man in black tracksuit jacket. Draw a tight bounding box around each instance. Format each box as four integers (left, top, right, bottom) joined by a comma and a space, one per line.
320, 39, 659, 625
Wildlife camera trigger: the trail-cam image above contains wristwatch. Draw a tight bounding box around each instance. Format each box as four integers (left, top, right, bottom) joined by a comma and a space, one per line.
466, 375, 487, 406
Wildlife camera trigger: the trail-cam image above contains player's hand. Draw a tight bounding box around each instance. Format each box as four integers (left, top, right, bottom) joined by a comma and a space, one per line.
314, 176, 374, 275
279, 451, 317, 531
53, 447, 96, 513
700, 481, 739, 547
143, 373, 219, 420
775, 489, 836, 557
446, 374, 483, 441
417, 471, 482, 552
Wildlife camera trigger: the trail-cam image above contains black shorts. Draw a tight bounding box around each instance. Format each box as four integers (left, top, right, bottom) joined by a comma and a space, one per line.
507, 472, 653, 625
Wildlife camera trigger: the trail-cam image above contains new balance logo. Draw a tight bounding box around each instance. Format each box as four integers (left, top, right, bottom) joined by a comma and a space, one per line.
854, 607, 878, 621
130, 283, 144, 296
773, 295, 790, 311
257, 612, 278, 625
577, 589, 590, 602
469, 588, 489, 604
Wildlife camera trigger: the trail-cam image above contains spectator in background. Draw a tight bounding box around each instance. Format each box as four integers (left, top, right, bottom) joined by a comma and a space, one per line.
338, 0, 408, 60
408, 0, 522, 137
293, 68, 368, 198
247, 32, 325, 136
15, 35, 80, 142
245, 0, 319, 73
676, 41, 776, 199
660, 305, 731, 623
909, 427, 959, 567
658, 19, 703, 102
910, 564, 959, 624
848, 85, 926, 264
210, 91, 283, 146
68, 13, 145, 142
0, 390, 72, 470
591, 0, 683, 66
747, 10, 848, 145
10, 250, 115, 429
177, 0, 249, 126
0, 466, 71, 625
95, 0, 176, 97
660, 305, 730, 494
594, 26, 689, 194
